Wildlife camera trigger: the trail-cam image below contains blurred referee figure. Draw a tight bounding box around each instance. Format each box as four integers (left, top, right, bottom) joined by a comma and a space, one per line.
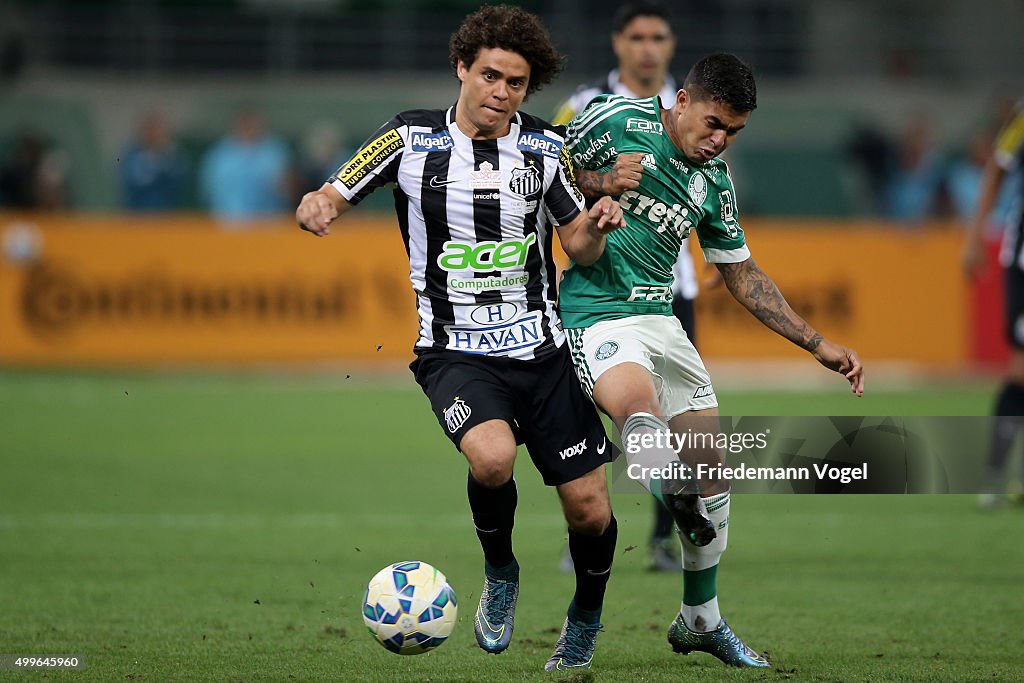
553, 0, 695, 572
296, 5, 626, 671
963, 97, 1024, 508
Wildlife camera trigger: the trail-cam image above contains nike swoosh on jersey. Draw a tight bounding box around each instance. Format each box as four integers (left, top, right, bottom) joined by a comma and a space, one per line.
429, 176, 458, 188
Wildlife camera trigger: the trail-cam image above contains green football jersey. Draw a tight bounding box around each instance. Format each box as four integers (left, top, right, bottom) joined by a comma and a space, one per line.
559, 94, 750, 328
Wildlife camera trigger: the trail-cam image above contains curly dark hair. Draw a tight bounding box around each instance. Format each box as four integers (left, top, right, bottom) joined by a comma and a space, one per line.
449, 4, 564, 98
683, 52, 758, 113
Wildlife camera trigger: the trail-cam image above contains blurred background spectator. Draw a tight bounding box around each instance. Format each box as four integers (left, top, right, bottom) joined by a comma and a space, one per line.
881, 114, 948, 222
845, 121, 894, 216
120, 111, 188, 212
288, 121, 351, 205
199, 109, 291, 223
0, 130, 69, 210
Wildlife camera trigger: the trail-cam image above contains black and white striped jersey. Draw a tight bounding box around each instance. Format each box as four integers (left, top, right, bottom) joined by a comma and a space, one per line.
995, 99, 1024, 271
329, 107, 586, 360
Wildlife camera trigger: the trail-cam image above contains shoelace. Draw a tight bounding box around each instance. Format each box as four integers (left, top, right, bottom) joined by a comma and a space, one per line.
559, 622, 602, 662
720, 625, 756, 657
483, 579, 514, 623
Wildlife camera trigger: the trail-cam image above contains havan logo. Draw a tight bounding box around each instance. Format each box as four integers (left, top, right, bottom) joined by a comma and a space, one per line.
445, 310, 544, 355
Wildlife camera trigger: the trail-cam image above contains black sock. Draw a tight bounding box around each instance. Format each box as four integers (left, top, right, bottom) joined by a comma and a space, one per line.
988, 383, 1024, 477
467, 472, 517, 571
652, 498, 674, 540
567, 515, 617, 621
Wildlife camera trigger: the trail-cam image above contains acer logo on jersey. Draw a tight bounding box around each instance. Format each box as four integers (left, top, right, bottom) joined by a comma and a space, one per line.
437, 234, 537, 271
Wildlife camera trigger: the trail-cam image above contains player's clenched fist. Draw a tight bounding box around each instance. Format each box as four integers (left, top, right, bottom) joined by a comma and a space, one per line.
588, 196, 626, 234
296, 189, 340, 236
603, 152, 645, 195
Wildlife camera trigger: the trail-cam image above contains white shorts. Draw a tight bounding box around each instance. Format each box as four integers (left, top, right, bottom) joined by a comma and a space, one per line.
566, 314, 717, 419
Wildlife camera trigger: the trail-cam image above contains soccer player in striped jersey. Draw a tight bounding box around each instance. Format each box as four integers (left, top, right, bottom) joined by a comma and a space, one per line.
963, 97, 1024, 507
560, 52, 865, 668
296, 5, 626, 672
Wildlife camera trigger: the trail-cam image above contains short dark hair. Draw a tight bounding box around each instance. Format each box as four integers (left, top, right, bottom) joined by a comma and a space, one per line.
683, 52, 757, 113
449, 4, 564, 98
612, 0, 672, 34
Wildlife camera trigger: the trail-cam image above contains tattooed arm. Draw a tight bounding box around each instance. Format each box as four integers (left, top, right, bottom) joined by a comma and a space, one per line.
717, 257, 865, 396
716, 257, 820, 349
574, 153, 645, 200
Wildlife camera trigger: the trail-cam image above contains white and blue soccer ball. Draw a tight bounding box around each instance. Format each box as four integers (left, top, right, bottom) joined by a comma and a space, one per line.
361, 561, 458, 655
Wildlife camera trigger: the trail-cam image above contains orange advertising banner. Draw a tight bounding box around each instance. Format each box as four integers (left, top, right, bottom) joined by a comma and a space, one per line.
0, 214, 417, 365
0, 214, 966, 366
690, 221, 967, 365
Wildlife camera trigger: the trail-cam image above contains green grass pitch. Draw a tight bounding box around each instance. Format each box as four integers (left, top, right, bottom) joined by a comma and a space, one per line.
1, 370, 1021, 681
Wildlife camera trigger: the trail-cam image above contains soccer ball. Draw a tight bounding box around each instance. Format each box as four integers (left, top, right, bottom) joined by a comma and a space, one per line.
361, 561, 458, 655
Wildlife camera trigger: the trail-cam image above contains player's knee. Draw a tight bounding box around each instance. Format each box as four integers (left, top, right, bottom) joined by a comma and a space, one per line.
563, 496, 612, 535
623, 400, 662, 420
594, 374, 657, 419
469, 459, 514, 488
460, 421, 517, 486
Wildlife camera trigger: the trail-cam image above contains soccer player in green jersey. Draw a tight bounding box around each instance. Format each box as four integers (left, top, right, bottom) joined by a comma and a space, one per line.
560, 52, 865, 668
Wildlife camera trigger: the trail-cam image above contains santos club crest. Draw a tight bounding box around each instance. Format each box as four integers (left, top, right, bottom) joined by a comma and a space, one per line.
444, 397, 472, 433
509, 166, 541, 197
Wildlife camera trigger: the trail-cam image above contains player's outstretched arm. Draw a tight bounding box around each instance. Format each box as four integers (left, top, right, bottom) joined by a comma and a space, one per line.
574, 153, 645, 200
296, 183, 352, 237
556, 196, 626, 266
962, 158, 1007, 278
717, 257, 865, 396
